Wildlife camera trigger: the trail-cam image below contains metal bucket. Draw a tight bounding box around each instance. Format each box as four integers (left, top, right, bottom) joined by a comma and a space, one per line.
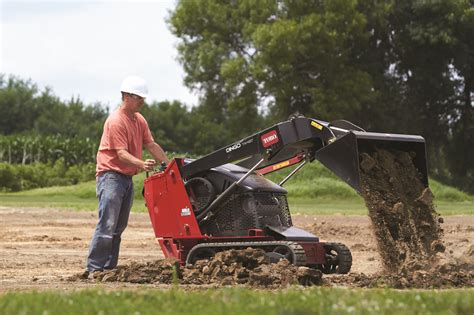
315, 131, 428, 193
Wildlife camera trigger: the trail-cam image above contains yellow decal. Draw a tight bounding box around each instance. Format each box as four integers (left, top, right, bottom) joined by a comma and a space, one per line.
272, 161, 290, 170
311, 121, 323, 130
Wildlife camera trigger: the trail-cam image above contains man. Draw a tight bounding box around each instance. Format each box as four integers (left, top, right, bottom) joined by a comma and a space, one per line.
85, 75, 169, 274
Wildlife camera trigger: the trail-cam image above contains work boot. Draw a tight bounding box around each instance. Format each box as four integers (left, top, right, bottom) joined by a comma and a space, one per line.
79, 270, 90, 279
87, 270, 103, 281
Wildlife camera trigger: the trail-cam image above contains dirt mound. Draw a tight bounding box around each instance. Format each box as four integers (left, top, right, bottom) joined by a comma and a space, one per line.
456, 244, 474, 271
68, 246, 472, 289
71, 248, 322, 287
182, 248, 322, 287
359, 149, 444, 272
329, 246, 474, 289
327, 247, 473, 289
68, 259, 180, 284
66, 236, 471, 289
329, 268, 473, 289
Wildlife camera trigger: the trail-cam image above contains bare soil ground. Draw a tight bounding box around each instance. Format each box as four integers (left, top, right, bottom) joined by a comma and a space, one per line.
0, 206, 472, 291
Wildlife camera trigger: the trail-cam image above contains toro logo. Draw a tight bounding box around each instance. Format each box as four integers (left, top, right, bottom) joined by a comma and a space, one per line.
261, 130, 279, 148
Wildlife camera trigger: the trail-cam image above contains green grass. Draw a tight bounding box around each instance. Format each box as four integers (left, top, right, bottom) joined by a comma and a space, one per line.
0, 194, 471, 215
0, 174, 148, 212
0, 163, 472, 215
288, 198, 474, 216
428, 179, 473, 201
289, 198, 366, 215
0, 287, 472, 315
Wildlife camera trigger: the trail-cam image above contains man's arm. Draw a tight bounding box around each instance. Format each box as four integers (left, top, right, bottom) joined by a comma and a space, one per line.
145, 142, 170, 164
116, 149, 155, 171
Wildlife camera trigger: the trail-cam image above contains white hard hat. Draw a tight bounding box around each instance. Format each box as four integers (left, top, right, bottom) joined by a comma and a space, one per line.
120, 75, 149, 98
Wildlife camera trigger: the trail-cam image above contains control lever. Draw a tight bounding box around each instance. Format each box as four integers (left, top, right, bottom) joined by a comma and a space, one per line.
146, 161, 168, 178
159, 161, 167, 172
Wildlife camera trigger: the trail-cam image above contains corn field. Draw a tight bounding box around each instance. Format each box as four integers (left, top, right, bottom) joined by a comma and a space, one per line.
0, 134, 98, 165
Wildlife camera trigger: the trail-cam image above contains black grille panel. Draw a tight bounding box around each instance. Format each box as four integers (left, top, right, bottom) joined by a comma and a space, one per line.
205, 192, 292, 236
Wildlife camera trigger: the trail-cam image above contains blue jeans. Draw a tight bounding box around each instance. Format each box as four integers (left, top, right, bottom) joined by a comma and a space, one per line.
86, 171, 134, 272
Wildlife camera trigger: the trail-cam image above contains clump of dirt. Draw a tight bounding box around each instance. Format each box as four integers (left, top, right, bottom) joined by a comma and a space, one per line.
79, 258, 181, 284
359, 148, 444, 272
329, 245, 473, 288
456, 244, 474, 271
70, 248, 322, 287
182, 248, 322, 287
329, 269, 473, 289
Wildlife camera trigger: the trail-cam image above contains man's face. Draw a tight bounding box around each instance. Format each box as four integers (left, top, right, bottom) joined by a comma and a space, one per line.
127, 93, 145, 111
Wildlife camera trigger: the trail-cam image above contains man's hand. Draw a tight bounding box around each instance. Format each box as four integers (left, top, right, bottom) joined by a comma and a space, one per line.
117, 149, 159, 173
143, 159, 156, 171
145, 142, 170, 164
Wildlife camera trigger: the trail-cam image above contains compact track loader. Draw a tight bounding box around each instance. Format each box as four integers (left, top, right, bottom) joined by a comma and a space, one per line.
143, 116, 428, 274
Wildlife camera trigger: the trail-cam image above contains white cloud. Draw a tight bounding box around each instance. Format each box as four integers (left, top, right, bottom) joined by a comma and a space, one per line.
0, 0, 198, 109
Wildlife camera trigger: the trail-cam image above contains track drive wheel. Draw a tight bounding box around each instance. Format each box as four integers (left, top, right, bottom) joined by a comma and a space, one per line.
186, 247, 216, 265
266, 245, 295, 264
320, 242, 352, 274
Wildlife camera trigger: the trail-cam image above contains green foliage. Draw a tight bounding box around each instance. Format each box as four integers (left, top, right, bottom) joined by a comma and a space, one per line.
0, 287, 472, 315
170, 0, 375, 125
133, 172, 146, 201
0, 161, 95, 192
0, 163, 20, 191
142, 101, 231, 155
0, 75, 108, 139
266, 161, 359, 199
0, 76, 39, 134
429, 178, 473, 202
286, 178, 359, 199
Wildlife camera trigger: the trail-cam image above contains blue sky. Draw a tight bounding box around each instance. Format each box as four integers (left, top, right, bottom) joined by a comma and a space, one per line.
0, 0, 198, 109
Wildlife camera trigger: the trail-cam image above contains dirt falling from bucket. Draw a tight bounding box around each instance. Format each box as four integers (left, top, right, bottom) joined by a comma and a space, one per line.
359, 148, 445, 272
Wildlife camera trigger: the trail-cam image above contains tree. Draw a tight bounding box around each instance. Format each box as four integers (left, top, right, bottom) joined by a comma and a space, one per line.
448, 2, 474, 191
0, 75, 39, 134
170, 0, 378, 127
0, 75, 108, 139
378, 0, 473, 192
142, 100, 235, 155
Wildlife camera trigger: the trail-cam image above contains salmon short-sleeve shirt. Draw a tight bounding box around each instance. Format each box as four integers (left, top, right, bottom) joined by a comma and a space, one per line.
96, 108, 154, 176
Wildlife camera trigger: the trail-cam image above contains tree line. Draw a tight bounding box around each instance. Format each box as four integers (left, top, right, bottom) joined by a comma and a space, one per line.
0, 75, 234, 156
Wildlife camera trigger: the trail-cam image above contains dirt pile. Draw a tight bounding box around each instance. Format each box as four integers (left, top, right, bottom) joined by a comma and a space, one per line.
328, 269, 472, 289
359, 148, 445, 272
182, 248, 322, 287
72, 248, 322, 287
329, 245, 473, 288
72, 259, 181, 284
456, 244, 474, 271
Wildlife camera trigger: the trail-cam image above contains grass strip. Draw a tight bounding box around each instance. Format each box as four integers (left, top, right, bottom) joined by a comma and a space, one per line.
0, 194, 472, 216
0, 287, 472, 315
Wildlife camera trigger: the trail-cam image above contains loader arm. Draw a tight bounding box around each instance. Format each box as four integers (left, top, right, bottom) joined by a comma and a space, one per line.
180, 117, 333, 177
180, 116, 428, 193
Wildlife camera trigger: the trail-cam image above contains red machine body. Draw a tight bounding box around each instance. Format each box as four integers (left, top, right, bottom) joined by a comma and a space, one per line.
144, 158, 327, 266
